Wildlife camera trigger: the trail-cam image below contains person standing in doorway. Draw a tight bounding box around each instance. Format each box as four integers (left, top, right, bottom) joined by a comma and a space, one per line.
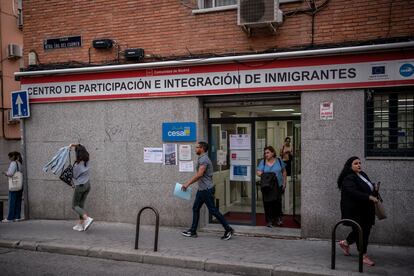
257, 146, 287, 227
70, 144, 94, 232
2, 152, 23, 222
337, 156, 379, 266
280, 137, 293, 177
181, 141, 234, 240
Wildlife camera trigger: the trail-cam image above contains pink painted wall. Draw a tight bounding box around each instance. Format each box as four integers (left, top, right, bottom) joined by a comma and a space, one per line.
1, 0, 23, 139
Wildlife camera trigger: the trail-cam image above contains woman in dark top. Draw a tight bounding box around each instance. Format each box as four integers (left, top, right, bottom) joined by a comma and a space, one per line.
337, 156, 379, 266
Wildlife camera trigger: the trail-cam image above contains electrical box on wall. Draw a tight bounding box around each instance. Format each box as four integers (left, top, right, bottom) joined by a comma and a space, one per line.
6, 110, 19, 125
124, 48, 144, 60
92, 39, 113, 49
7, 44, 23, 59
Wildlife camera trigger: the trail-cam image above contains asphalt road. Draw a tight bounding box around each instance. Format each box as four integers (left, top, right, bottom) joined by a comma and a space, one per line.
0, 248, 237, 276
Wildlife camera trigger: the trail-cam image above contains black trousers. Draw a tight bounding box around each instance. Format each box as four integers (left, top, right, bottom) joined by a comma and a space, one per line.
346, 223, 372, 254
263, 200, 281, 224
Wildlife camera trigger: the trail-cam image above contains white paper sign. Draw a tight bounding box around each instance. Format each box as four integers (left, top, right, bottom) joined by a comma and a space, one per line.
230, 165, 251, 181
143, 148, 163, 163
320, 101, 334, 120
230, 134, 251, 150
217, 150, 227, 166
179, 161, 194, 172
179, 145, 192, 161
230, 150, 251, 166
163, 144, 177, 165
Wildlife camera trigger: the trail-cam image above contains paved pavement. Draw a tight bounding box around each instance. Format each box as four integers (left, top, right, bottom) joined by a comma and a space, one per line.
0, 220, 413, 276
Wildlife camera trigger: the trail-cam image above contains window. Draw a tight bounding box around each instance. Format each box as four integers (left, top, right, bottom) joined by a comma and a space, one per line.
366, 88, 414, 157
198, 0, 237, 9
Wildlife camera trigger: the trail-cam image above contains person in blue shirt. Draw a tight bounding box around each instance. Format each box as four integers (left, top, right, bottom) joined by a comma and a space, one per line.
256, 146, 287, 227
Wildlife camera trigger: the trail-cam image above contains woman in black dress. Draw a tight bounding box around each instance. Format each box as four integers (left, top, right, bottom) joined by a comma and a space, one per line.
337, 156, 379, 266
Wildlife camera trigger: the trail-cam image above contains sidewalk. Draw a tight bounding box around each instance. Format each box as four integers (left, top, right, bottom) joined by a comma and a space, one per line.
0, 220, 413, 276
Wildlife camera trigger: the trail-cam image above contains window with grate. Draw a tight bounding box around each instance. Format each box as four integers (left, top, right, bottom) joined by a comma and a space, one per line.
198, 0, 237, 9
366, 88, 414, 157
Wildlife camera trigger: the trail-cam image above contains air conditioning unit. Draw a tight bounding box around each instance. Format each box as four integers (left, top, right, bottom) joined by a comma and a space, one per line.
7, 44, 23, 59
6, 110, 19, 125
238, 0, 283, 26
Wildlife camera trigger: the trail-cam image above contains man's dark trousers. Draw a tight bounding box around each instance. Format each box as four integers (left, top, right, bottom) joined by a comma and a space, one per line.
190, 188, 230, 232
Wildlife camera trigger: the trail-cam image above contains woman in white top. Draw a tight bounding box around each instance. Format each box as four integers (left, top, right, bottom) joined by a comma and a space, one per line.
2, 151, 23, 222
280, 137, 293, 177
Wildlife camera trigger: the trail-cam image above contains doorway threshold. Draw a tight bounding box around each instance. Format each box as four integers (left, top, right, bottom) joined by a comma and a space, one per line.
201, 223, 301, 240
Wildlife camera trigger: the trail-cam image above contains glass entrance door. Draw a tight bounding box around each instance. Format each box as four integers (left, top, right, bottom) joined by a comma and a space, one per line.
254, 120, 301, 228
207, 99, 301, 227
210, 123, 254, 225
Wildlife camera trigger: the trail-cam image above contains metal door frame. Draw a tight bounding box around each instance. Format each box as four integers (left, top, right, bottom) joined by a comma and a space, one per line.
208, 115, 300, 226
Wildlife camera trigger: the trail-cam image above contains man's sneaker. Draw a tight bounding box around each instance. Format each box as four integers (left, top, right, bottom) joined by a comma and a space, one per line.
83, 217, 94, 231
221, 228, 234, 240
72, 223, 84, 231
1, 219, 11, 223
339, 240, 350, 256
181, 230, 197, 238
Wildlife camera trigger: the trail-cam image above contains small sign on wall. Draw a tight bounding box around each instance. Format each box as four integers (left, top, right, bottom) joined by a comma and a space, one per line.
44, 36, 82, 50
320, 101, 333, 120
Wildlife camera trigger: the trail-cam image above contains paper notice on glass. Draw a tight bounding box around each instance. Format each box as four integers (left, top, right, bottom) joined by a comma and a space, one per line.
179, 161, 194, 172
179, 145, 192, 161
230, 150, 251, 166
163, 144, 177, 165
143, 148, 163, 163
230, 165, 251, 181
230, 134, 251, 150
173, 183, 192, 200
217, 150, 227, 166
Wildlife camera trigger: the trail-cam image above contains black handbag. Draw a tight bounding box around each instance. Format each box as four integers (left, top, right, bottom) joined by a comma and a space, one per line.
59, 151, 73, 186
260, 172, 277, 193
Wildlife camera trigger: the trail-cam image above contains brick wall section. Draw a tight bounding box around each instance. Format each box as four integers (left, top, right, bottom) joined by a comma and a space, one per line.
22, 0, 414, 66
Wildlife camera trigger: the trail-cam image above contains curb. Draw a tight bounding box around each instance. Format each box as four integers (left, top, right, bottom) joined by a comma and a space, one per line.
0, 239, 347, 276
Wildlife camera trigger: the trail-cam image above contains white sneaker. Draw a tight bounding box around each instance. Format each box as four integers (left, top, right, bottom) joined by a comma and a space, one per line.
72, 224, 84, 231
83, 217, 94, 231
2, 219, 11, 223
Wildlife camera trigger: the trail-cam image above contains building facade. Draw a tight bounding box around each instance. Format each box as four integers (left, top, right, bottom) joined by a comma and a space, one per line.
0, 0, 23, 204
16, 0, 414, 245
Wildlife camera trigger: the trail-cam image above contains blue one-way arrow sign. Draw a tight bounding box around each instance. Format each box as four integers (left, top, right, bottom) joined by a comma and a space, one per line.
11, 90, 30, 119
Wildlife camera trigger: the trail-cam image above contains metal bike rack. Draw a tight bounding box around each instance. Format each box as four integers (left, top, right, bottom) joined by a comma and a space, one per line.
331, 219, 364, 273
135, 206, 160, 252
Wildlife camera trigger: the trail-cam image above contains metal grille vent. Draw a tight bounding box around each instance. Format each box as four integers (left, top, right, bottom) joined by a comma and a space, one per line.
238, 0, 279, 25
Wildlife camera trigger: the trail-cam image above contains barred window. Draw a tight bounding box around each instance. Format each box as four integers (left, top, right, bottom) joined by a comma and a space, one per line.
198, 0, 236, 9
366, 88, 414, 157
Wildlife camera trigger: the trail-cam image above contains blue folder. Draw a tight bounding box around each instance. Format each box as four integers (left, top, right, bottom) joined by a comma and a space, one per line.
174, 183, 192, 200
